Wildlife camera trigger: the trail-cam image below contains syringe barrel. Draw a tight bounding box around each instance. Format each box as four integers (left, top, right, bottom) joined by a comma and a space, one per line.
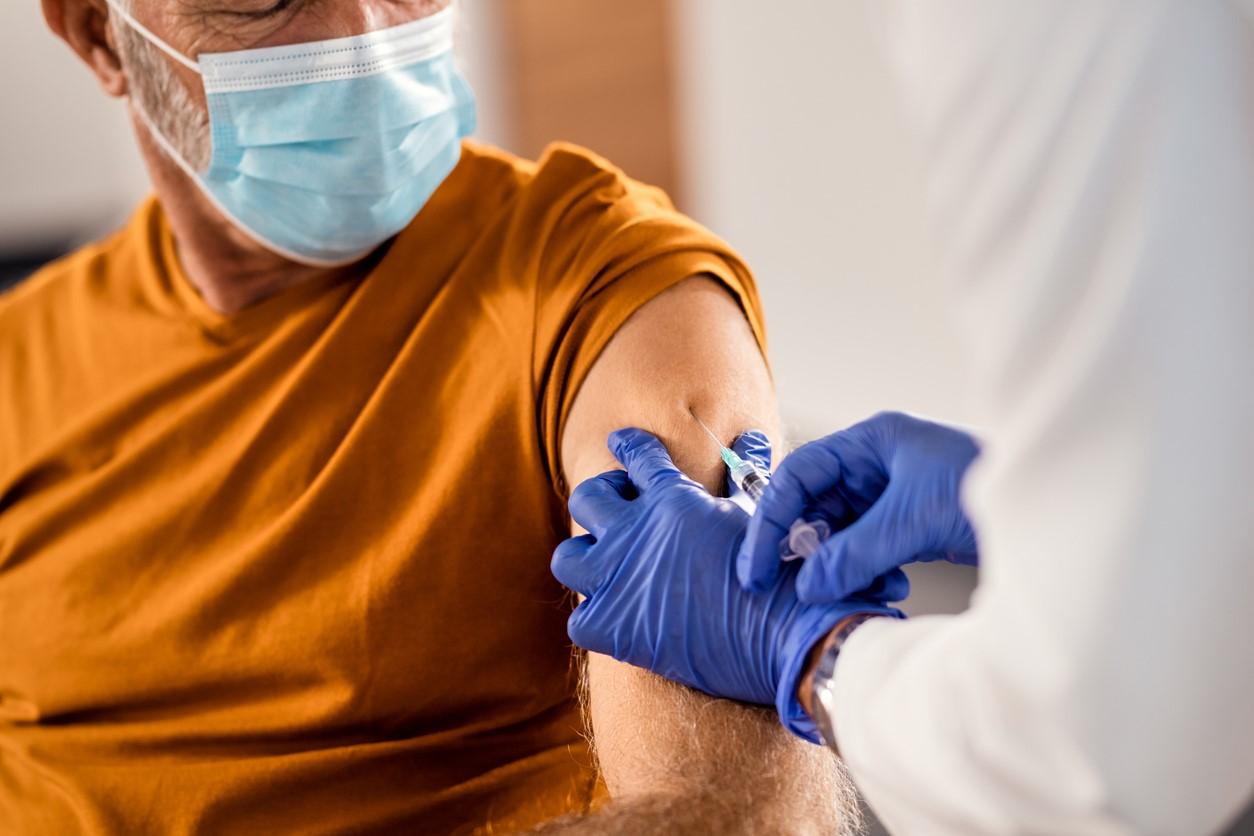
738, 468, 767, 503
727, 455, 829, 560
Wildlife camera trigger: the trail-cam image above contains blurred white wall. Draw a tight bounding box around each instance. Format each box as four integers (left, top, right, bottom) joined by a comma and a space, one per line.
672, 0, 972, 442
0, 2, 147, 252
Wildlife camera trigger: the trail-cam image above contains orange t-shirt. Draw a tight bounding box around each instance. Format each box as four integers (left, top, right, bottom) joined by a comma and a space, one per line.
0, 141, 765, 834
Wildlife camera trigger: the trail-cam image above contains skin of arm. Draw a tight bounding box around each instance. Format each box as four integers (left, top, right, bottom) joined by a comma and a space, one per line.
539, 276, 862, 834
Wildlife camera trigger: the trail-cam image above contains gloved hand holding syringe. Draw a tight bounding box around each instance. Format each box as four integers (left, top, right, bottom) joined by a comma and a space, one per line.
689, 410, 829, 561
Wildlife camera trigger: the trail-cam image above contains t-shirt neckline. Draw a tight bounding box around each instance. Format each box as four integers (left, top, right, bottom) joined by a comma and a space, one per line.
151, 206, 368, 341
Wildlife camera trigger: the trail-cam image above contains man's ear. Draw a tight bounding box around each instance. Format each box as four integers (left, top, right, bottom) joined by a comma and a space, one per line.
42, 0, 128, 98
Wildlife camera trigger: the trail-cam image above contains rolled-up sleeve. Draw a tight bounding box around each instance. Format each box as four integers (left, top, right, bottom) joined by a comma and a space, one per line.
523, 145, 766, 497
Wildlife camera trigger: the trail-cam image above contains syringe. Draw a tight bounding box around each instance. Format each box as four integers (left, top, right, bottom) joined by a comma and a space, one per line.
689, 412, 830, 562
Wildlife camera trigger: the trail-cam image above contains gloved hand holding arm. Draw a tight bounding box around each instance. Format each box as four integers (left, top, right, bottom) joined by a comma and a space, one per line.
552, 427, 906, 741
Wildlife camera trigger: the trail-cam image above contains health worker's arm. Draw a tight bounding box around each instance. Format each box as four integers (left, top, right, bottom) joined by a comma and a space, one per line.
537, 276, 862, 833
828, 2, 1254, 833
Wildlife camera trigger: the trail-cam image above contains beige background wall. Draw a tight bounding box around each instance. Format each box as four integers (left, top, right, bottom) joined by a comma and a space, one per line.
672, 0, 970, 440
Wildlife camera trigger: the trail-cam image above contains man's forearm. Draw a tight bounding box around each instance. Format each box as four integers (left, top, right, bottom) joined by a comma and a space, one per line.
528, 791, 780, 835
530, 786, 853, 836
532, 664, 863, 836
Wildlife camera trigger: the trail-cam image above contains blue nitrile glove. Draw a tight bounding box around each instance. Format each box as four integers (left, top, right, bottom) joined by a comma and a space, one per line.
739, 411, 980, 604
551, 427, 906, 741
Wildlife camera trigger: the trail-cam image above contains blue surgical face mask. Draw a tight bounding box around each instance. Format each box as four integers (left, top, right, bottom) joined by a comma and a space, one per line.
106, 2, 477, 266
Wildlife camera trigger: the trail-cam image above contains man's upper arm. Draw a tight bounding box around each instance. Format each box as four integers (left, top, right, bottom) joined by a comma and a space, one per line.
558, 276, 852, 825
561, 275, 779, 496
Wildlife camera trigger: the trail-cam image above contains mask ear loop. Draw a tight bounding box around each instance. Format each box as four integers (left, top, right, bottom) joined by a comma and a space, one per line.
104, 1, 212, 176
104, 0, 202, 75
129, 99, 203, 178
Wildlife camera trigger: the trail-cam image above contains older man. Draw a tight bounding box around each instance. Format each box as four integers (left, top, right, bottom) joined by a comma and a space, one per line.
0, 0, 859, 833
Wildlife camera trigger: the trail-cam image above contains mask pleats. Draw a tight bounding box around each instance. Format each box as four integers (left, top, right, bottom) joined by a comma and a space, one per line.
229, 113, 458, 196
212, 139, 465, 262
211, 60, 465, 149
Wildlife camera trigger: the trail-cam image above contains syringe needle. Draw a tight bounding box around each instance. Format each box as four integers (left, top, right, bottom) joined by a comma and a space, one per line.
688, 407, 726, 452
688, 407, 824, 560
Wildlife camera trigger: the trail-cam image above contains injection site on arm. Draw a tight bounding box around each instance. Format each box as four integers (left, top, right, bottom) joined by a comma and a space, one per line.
689, 409, 828, 561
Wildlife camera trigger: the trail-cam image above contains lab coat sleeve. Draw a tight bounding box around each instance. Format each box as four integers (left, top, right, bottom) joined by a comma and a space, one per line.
833, 2, 1254, 833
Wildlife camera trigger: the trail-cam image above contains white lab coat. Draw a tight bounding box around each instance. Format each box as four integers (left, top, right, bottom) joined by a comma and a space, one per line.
832, 2, 1254, 833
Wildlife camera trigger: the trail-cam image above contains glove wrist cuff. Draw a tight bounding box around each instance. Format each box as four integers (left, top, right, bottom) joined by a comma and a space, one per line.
775, 607, 901, 743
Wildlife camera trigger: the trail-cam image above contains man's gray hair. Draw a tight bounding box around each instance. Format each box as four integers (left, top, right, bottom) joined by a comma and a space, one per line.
109, 0, 212, 171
